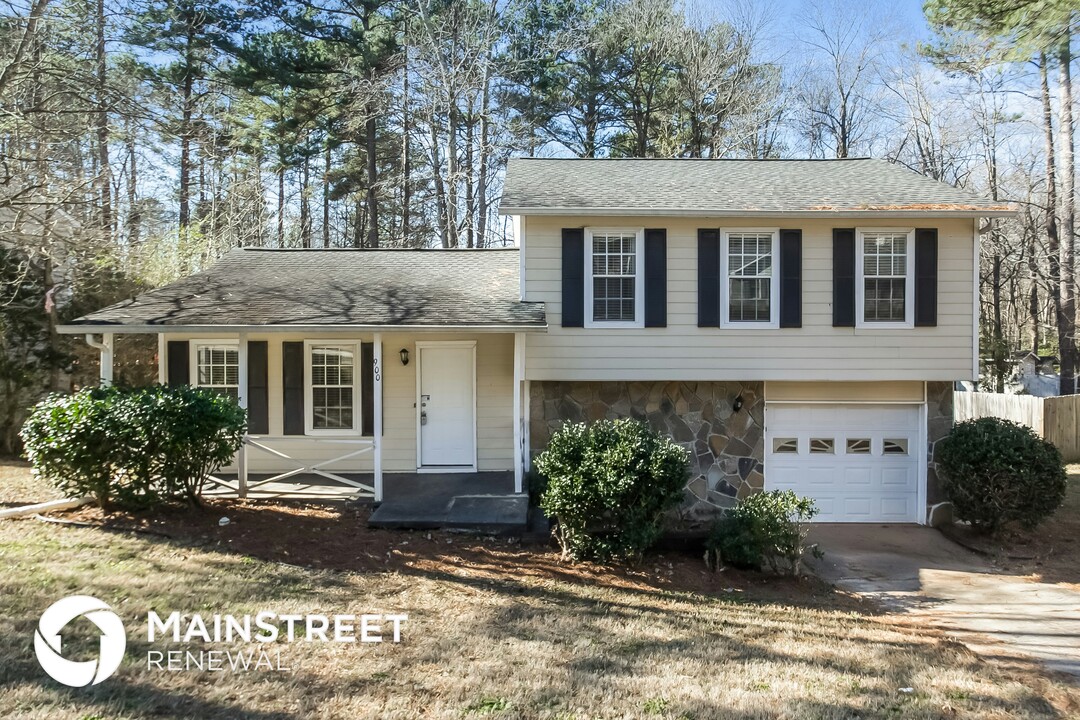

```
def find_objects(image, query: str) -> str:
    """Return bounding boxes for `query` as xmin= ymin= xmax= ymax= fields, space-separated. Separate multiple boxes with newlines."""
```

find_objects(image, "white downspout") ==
xmin=84 ymin=333 xmax=114 ymax=386
xmin=373 ymin=333 xmax=383 ymax=503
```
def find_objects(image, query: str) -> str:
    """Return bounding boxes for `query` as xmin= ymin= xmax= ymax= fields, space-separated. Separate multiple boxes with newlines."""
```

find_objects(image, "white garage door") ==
xmin=765 ymin=404 xmax=922 ymax=523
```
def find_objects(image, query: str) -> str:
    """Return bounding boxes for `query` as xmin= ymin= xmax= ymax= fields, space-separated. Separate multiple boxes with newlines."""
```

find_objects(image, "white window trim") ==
xmin=303 ymin=340 xmax=362 ymax=437
xmin=584 ymin=227 xmax=645 ymax=329
xmin=720 ymin=228 xmax=780 ymax=329
xmin=856 ymin=227 xmax=915 ymax=329
xmin=189 ymin=339 xmax=239 ymax=390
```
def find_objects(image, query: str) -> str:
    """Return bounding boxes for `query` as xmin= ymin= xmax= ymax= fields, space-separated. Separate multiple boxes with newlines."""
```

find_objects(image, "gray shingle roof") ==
xmin=499 ymin=157 xmax=1012 ymax=217
xmin=66 ymin=248 xmax=546 ymax=330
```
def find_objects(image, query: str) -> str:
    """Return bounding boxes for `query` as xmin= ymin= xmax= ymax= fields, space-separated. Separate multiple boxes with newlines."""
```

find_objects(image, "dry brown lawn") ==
xmin=1 ymin=461 xmax=1078 ymax=719
xmin=0 ymin=458 xmax=62 ymax=506
xmin=943 ymin=465 xmax=1080 ymax=588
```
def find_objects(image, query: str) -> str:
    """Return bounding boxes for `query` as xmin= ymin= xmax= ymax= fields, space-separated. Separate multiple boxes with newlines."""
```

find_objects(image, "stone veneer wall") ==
xmin=925 ymin=381 xmax=955 ymax=508
xmin=529 ymin=381 xmax=765 ymax=523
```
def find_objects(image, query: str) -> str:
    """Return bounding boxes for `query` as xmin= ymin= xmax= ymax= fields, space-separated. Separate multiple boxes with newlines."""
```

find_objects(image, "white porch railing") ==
xmin=206 ymin=435 xmax=376 ymax=498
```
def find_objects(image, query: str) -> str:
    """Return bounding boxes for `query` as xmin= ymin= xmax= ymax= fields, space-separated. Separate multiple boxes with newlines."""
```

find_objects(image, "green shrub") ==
xmin=534 ymin=419 xmax=689 ymax=562
xmin=705 ymin=490 xmax=820 ymax=576
xmin=20 ymin=385 xmax=246 ymax=509
xmin=936 ymin=417 xmax=1066 ymax=534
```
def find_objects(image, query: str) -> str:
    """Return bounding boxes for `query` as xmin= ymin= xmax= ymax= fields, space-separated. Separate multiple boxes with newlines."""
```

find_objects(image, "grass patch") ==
xmin=0 ymin=457 xmax=61 ymax=506
xmin=0 ymin=460 xmax=1077 ymax=718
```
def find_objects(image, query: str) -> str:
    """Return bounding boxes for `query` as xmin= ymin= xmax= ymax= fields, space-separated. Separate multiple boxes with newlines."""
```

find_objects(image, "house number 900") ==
xmin=373 ymin=358 xmax=380 ymax=381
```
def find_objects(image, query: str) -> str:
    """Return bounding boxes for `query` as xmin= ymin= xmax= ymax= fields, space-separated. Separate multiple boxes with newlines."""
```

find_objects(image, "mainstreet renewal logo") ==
xmin=35 ymin=594 xmax=407 ymax=686
xmin=35 ymin=595 xmax=126 ymax=687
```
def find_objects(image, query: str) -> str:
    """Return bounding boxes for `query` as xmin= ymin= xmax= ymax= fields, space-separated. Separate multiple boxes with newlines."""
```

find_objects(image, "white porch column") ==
xmin=237 ymin=332 xmax=249 ymax=499
xmin=157 ymin=334 xmax=166 ymax=384
xmin=373 ymin=333 xmax=383 ymax=503
xmin=87 ymin=333 xmax=114 ymax=386
xmin=513 ymin=332 xmax=525 ymax=493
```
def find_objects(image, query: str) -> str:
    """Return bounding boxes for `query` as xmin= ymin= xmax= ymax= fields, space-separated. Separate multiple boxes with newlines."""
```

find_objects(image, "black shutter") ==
xmin=915 ymin=228 xmax=939 ymax=327
xmin=282 ymin=341 xmax=304 ymax=436
xmin=698 ymin=229 xmax=721 ymax=327
xmin=246 ymin=341 xmax=269 ymax=434
xmin=779 ymin=229 xmax=802 ymax=328
xmin=644 ymin=228 xmax=667 ymax=327
xmin=561 ymin=228 xmax=585 ymax=327
xmin=361 ymin=342 xmax=374 ymax=437
xmin=833 ymin=228 xmax=856 ymax=327
xmin=166 ymin=340 xmax=189 ymax=386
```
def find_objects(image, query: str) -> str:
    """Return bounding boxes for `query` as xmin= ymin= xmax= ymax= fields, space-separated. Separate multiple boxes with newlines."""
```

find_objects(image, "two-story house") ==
xmin=62 ymin=158 xmax=1012 ymax=526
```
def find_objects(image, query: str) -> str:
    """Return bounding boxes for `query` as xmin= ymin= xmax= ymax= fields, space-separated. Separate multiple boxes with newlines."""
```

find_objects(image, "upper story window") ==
xmin=305 ymin=343 xmax=360 ymax=435
xmin=857 ymin=229 xmax=914 ymax=327
xmin=585 ymin=228 xmax=644 ymax=328
xmin=192 ymin=342 xmax=239 ymax=400
xmin=722 ymin=229 xmax=779 ymax=328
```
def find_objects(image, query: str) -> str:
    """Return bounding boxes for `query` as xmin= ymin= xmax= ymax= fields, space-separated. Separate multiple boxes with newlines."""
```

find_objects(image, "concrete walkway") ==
xmin=807 ymin=524 xmax=1080 ymax=678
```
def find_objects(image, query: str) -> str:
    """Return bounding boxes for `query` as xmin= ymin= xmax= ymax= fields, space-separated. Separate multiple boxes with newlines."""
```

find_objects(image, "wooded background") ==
xmin=0 ymin=0 xmax=1077 ymax=453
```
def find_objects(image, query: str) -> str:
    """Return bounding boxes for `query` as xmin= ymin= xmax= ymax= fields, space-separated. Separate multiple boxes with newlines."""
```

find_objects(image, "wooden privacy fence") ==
xmin=954 ymin=392 xmax=1080 ymax=462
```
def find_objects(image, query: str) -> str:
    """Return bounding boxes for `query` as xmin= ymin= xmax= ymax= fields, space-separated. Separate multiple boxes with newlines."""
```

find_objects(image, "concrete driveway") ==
xmin=807 ymin=524 xmax=1080 ymax=678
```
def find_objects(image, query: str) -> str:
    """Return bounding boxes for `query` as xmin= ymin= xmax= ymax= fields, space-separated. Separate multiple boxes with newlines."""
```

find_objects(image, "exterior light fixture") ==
xmin=400 ymin=348 xmax=410 ymax=366
xmin=732 ymin=395 xmax=744 ymax=413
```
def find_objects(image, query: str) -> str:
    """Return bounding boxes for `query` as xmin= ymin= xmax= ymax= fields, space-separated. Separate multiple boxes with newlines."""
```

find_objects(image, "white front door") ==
xmin=418 ymin=343 xmax=476 ymax=468
xmin=765 ymin=403 xmax=922 ymax=523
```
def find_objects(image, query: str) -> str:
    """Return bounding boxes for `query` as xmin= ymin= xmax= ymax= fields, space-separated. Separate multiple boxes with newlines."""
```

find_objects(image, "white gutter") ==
xmin=58 ymin=323 xmax=549 ymax=335
xmin=497 ymin=207 xmax=1016 ymax=219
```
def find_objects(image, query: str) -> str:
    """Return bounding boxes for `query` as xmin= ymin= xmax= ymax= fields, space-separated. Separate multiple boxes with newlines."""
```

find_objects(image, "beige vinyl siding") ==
xmin=521 ymin=215 xmax=976 ymax=381
xmin=766 ymin=381 xmax=925 ymax=403
xmin=163 ymin=331 xmax=514 ymax=473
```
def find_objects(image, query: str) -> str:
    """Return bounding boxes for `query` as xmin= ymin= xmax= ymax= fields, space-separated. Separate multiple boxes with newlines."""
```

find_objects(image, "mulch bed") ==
xmin=52 ymin=499 xmax=846 ymax=606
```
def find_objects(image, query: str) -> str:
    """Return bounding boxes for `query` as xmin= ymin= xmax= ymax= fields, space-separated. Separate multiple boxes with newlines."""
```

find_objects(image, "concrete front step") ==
xmin=368 ymin=493 xmax=529 ymax=533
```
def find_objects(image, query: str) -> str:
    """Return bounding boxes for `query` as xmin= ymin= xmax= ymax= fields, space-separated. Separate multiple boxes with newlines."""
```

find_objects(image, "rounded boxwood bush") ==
xmin=936 ymin=417 xmax=1066 ymax=534
xmin=534 ymin=419 xmax=689 ymax=562
xmin=20 ymin=385 xmax=246 ymax=509
xmin=705 ymin=490 xmax=820 ymax=576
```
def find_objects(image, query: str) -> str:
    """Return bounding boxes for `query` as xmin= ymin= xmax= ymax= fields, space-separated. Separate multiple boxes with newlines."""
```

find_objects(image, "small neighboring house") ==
xmin=1008 ymin=352 xmax=1061 ymax=397
xmin=62 ymin=157 xmax=1013 ymax=526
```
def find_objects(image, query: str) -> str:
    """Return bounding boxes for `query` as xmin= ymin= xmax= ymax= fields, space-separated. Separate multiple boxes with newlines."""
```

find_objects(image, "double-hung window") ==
xmin=722 ymin=229 xmax=779 ymax=327
xmin=585 ymin=228 xmax=644 ymax=328
xmin=305 ymin=343 xmax=360 ymax=435
xmin=857 ymin=229 xmax=914 ymax=327
xmin=192 ymin=342 xmax=239 ymax=400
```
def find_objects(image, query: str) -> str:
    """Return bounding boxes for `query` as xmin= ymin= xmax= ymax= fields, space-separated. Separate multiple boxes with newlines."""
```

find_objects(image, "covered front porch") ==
xmin=57 ymin=247 xmax=546 ymax=526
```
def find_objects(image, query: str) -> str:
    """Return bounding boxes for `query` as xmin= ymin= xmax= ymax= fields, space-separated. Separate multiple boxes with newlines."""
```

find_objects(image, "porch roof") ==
xmin=60 ymin=247 xmax=546 ymax=333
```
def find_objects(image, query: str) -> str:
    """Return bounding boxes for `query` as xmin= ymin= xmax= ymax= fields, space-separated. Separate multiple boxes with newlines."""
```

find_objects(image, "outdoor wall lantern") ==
xmin=400 ymin=348 xmax=410 ymax=366
xmin=732 ymin=395 xmax=744 ymax=413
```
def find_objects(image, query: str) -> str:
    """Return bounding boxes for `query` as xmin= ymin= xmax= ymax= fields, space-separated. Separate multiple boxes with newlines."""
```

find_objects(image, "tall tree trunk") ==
xmin=992 ymin=251 xmax=1005 ymax=392
xmin=430 ymin=117 xmax=449 ymax=248
xmin=477 ymin=57 xmax=491 ymax=247
xmin=1060 ymin=40 xmax=1076 ymax=395
xmin=446 ymin=101 xmax=460 ymax=247
xmin=365 ymin=108 xmax=379 ymax=248
xmin=323 ymin=139 xmax=331 ymax=248
xmin=178 ymin=26 xmax=195 ymax=267
xmin=1042 ymin=54 xmax=1063 ymax=385
xmin=300 ymin=155 xmax=311 ymax=248
xmin=464 ymin=104 xmax=475 ymax=249
xmin=352 ymin=195 xmax=364 ymax=248
xmin=94 ymin=0 xmax=111 ymax=242
xmin=401 ymin=28 xmax=411 ymax=244
xmin=126 ymin=119 xmax=140 ymax=247
xmin=276 ymin=164 xmax=285 ymax=246
xmin=1029 ymin=225 xmax=1041 ymax=355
